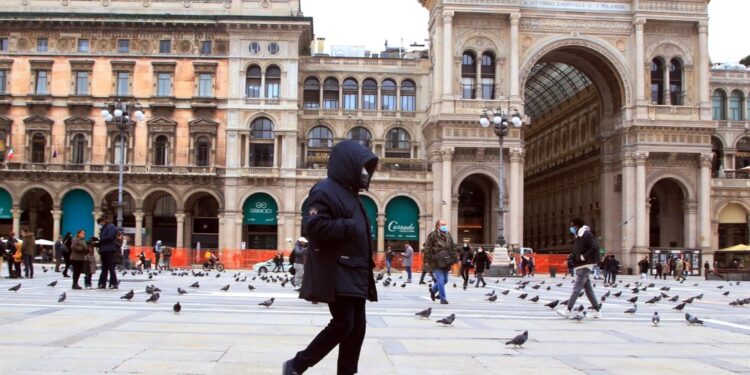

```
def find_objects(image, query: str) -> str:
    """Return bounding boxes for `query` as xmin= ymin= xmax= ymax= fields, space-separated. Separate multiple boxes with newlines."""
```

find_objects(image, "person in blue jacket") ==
xmin=96 ymin=216 xmax=119 ymax=289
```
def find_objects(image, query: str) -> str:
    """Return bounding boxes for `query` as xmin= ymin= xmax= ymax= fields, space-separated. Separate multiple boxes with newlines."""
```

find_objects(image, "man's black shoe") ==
xmin=282 ymin=359 xmax=300 ymax=375
xmin=440 ymin=299 xmax=449 ymax=305
xmin=419 ymin=281 xmax=426 ymax=285
xmin=429 ymin=288 xmax=436 ymax=301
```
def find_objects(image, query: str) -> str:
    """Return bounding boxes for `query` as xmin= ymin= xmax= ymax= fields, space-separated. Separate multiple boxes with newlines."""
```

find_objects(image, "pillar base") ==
xmin=485 ymin=265 xmax=511 ymax=277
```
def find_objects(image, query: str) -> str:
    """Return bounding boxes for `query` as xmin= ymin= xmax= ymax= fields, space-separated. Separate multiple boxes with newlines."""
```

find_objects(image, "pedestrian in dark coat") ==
xmin=459 ymin=243 xmax=473 ymax=289
xmin=20 ymin=229 xmax=36 ymax=279
xmin=61 ymin=232 xmax=72 ymax=277
xmin=285 ymin=140 xmax=378 ymax=375
xmin=96 ymin=217 xmax=119 ymax=289
xmin=472 ymin=247 xmax=490 ymax=287
xmin=6 ymin=233 xmax=20 ymax=278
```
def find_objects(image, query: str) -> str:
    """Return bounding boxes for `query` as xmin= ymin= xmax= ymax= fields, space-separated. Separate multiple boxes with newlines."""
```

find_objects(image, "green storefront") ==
xmin=385 ymin=196 xmax=419 ymax=251
xmin=0 ymin=188 xmax=12 ymax=235
xmin=243 ymin=193 xmax=278 ymax=249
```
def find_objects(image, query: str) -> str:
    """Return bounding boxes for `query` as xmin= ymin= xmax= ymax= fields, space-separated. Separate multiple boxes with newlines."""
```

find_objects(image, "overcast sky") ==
xmin=302 ymin=0 xmax=747 ymax=63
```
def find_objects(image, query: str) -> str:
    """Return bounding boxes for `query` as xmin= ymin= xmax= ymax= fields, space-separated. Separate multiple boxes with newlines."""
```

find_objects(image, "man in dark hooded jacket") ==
xmin=284 ymin=140 xmax=378 ymax=375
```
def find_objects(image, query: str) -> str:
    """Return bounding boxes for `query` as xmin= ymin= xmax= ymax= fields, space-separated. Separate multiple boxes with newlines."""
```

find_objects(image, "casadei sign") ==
xmin=386 ymin=220 xmax=418 ymax=240
xmin=521 ymin=0 xmax=631 ymax=12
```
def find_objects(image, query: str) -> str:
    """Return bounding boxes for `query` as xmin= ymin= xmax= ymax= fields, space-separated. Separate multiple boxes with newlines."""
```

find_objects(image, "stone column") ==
xmin=218 ymin=213 xmax=226 ymax=250
xmin=686 ymin=201 xmax=698 ymax=249
xmin=441 ymin=148 xmax=454 ymax=224
xmin=699 ymin=154 xmax=712 ymax=249
xmin=621 ymin=154 xmax=635 ymax=260
xmin=377 ymin=213 xmax=385 ymax=253
xmin=184 ymin=213 xmax=193 ymax=248
xmin=634 ymin=18 xmax=646 ymax=104
xmin=11 ymin=208 xmax=21 ymax=236
xmin=509 ymin=13 xmax=521 ymax=100
xmin=698 ymin=21 xmax=710 ymax=111
xmin=441 ymin=10 xmax=454 ymax=100
xmin=175 ymin=212 xmax=185 ymax=248
xmin=431 ymin=149 xmax=443 ymax=225
xmin=663 ymin=63 xmax=671 ymax=105
xmin=144 ymin=213 xmax=153 ymax=246
xmin=134 ymin=211 xmax=144 ymax=246
xmin=508 ymin=148 xmax=522 ymax=247
xmin=475 ymin=56 xmax=482 ymax=98
xmin=518 ymin=150 xmax=525 ymax=247
xmin=51 ymin=209 xmax=62 ymax=241
xmin=634 ymin=152 xmax=648 ymax=249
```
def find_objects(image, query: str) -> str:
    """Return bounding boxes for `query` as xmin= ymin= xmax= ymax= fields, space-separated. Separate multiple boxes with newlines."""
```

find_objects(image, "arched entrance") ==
xmin=457 ymin=174 xmax=495 ymax=244
xmin=0 ymin=187 xmax=12 ymax=235
xmin=243 ymin=193 xmax=278 ymax=249
xmin=718 ymin=203 xmax=749 ymax=249
xmin=185 ymin=193 xmax=219 ymax=249
xmin=384 ymin=196 xmax=420 ymax=251
xmin=20 ymin=188 xmax=53 ymax=240
xmin=61 ymin=189 xmax=94 ymax=241
xmin=648 ymin=179 xmax=685 ymax=248
xmin=143 ymin=191 xmax=177 ymax=247
xmin=521 ymin=42 xmax=624 ymax=252
xmin=101 ymin=190 xmax=135 ymax=231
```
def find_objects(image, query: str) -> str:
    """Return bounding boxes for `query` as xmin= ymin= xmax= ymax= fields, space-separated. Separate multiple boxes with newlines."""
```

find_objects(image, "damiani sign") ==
xmin=521 ymin=0 xmax=631 ymax=12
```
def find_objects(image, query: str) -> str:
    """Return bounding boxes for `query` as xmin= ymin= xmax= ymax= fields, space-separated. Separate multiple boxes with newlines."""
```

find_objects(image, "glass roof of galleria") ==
xmin=524 ymin=62 xmax=592 ymax=118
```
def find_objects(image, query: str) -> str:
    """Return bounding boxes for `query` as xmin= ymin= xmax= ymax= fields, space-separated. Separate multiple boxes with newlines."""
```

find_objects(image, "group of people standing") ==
xmin=1 ymin=229 xmax=37 ymax=279
xmin=458 ymin=242 xmax=491 ymax=289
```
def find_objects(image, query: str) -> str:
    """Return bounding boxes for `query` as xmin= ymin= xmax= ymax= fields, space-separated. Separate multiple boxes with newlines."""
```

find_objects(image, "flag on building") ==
xmin=6 ymin=147 xmax=13 ymax=161
xmin=52 ymin=148 xmax=57 ymax=159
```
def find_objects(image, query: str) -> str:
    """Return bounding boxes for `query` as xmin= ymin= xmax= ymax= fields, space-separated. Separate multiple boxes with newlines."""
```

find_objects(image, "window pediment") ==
xmin=24 ymin=114 xmax=54 ymax=131
xmin=193 ymin=62 xmax=218 ymax=74
xmin=70 ymin=60 xmax=95 ymax=71
xmin=147 ymin=117 xmax=177 ymax=133
xmin=152 ymin=61 xmax=177 ymax=73
xmin=111 ymin=60 xmax=136 ymax=72
xmin=189 ymin=117 xmax=218 ymax=135
xmin=29 ymin=59 xmax=54 ymax=70
xmin=0 ymin=59 xmax=13 ymax=70
xmin=0 ymin=114 xmax=12 ymax=127
xmin=64 ymin=115 xmax=94 ymax=132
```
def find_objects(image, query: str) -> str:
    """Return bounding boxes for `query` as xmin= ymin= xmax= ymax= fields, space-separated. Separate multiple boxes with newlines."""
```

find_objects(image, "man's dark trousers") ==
xmin=98 ymin=252 xmax=118 ymax=287
xmin=292 ymin=296 xmax=366 ymax=374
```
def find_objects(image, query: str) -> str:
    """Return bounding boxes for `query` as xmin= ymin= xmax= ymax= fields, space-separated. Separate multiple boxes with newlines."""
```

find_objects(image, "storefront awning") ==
xmin=385 ymin=196 xmax=419 ymax=241
xmin=0 ymin=188 xmax=11 ymax=219
xmin=243 ymin=193 xmax=278 ymax=225
xmin=718 ymin=244 xmax=750 ymax=252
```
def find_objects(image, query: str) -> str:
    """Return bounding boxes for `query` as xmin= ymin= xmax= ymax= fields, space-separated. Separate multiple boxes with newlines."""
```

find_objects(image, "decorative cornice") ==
xmin=521 ymin=17 xmax=630 ymax=33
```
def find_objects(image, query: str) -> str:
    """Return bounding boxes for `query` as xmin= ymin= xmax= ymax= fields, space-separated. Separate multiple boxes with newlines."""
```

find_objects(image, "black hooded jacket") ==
xmin=300 ymin=141 xmax=379 ymax=303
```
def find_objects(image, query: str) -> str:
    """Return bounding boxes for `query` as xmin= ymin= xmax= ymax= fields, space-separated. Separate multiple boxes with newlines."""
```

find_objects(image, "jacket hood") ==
xmin=576 ymin=225 xmax=590 ymax=237
xmin=327 ymin=140 xmax=379 ymax=192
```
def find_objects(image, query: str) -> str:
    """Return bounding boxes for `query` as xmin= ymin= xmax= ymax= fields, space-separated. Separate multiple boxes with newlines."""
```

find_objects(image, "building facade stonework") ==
xmin=0 ymin=0 xmax=748 ymax=271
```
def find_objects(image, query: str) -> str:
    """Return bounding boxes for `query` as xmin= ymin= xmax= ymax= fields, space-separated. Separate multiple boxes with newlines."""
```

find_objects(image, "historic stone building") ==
xmin=0 ymin=0 xmax=748 ymax=271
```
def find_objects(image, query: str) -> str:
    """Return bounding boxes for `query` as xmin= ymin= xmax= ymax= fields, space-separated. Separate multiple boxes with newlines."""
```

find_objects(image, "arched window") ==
xmin=651 ymin=58 xmax=665 ymax=104
xmin=154 ymin=135 xmax=169 ymax=166
xmin=347 ymin=126 xmax=371 ymax=149
xmin=195 ymin=136 xmax=211 ymax=167
xmin=729 ymin=90 xmax=744 ymax=121
xmin=246 ymin=65 xmax=261 ymax=98
xmin=71 ymin=134 xmax=86 ymax=165
xmin=381 ymin=79 xmax=396 ymax=111
xmin=323 ymin=77 xmax=339 ymax=109
xmin=481 ymin=52 xmax=495 ymax=99
xmin=265 ymin=65 xmax=281 ymax=99
xmin=461 ymin=51 xmax=477 ymax=99
xmin=669 ymin=58 xmax=683 ymax=105
xmin=113 ymin=134 xmax=128 ymax=165
xmin=712 ymin=90 xmax=727 ymax=120
xmin=303 ymin=77 xmax=320 ymax=109
xmin=737 ymin=137 xmax=750 ymax=170
xmin=343 ymin=78 xmax=358 ymax=110
xmin=362 ymin=78 xmax=377 ymax=111
xmin=250 ymin=117 xmax=274 ymax=167
xmin=307 ymin=126 xmax=333 ymax=149
xmin=712 ymin=136 xmax=724 ymax=177
xmin=31 ymin=133 xmax=45 ymax=163
xmin=385 ymin=127 xmax=410 ymax=158
xmin=400 ymin=79 xmax=416 ymax=112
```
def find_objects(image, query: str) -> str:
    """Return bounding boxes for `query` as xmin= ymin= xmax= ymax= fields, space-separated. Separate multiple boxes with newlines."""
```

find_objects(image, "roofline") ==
xmin=0 ymin=12 xmax=314 ymax=24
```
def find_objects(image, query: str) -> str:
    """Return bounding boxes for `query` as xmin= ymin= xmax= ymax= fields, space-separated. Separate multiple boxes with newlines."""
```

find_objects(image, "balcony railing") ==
xmin=647 ymin=105 xmax=700 ymax=121
xmin=2 ymin=163 xmax=216 ymax=175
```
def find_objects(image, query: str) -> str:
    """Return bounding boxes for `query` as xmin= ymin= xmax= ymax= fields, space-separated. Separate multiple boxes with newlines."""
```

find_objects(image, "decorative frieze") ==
xmin=520 ymin=17 xmax=631 ymax=33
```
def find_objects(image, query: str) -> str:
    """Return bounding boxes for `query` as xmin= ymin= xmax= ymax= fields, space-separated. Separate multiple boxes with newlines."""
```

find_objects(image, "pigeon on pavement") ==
xmin=722 ymin=291 xmax=730 ymax=296
xmin=259 ymin=297 xmax=275 ymax=308
xmin=500 ymin=289 xmax=510 ymax=295
xmin=173 ymin=302 xmax=181 ymax=314
xmin=683 ymin=297 xmax=696 ymax=304
xmin=505 ymin=331 xmax=528 ymax=348
xmin=58 ymin=292 xmax=66 ymax=303
xmin=669 ymin=295 xmax=679 ymax=302
xmin=415 ymin=308 xmax=432 ymax=319
xmin=627 ymin=296 xmax=638 ymax=303
xmin=673 ymin=302 xmax=687 ymax=311
xmin=436 ymin=314 xmax=455 ymax=326
xmin=518 ymin=293 xmax=528 ymax=299
xmin=48 ymin=281 xmax=58 ymax=287
xmin=120 ymin=289 xmax=135 ymax=300
xmin=146 ymin=293 xmax=160 ymax=303
xmin=685 ymin=313 xmax=703 ymax=325
xmin=177 ymin=287 xmax=188 ymax=295
xmin=220 ymin=284 xmax=230 ymax=291
xmin=8 ymin=283 xmax=21 ymax=292
xmin=624 ymin=305 xmax=637 ymax=314
xmin=529 ymin=295 xmax=539 ymax=303
xmin=487 ymin=295 xmax=498 ymax=302
xmin=570 ymin=311 xmax=587 ymax=322
xmin=652 ymin=312 xmax=660 ymax=326
xmin=248 ymin=285 xmax=256 ymax=291
xmin=545 ymin=300 xmax=559 ymax=309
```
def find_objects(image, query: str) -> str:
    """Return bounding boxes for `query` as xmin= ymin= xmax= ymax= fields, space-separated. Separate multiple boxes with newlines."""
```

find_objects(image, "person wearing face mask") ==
xmin=557 ymin=218 xmax=601 ymax=319
xmin=424 ymin=219 xmax=457 ymax=304
xmin=459 ymin=243 xmax=474 ymax=290
xmin=472 ymin=246 xmax=490 ymax=288
xmin=283 ymin=140 xmax=378 ymax=375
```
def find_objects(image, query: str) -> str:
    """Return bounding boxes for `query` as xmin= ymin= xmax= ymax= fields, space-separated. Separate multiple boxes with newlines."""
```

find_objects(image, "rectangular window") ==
xmin=37 ymin=38 xmax=48 ymax=52
xmin=344 ymin=94 xmax=358 ymax=110
xmin=77 ymin=39 xmax=90 ymax=53
xmin=116 ymin=72 xmax=130 ymax=96
xmin=461 ymin=78 xmax=476 ymax=99
xmin=0 ymin=38 xmax=8 ymax=52
xmin=362 ymin=94 xmax=376 ymax=110
xmin=381 ymin=95 xmax=396 ymax=111
xmin=35 ymin=70 xmax=48 ymax=94
xmin=198 ymin=73 xmax=213 ymax=97
xmin=200 ymin=41 xmax=212 ymax=55
xmin=481 ymin=78 xmax=495 ymax=100
xmin=265 ymin=82 xmax=280 ymax=99
xmin=156 ymin=73 xmax=172 ymax=96
xmin=117 ymin=39 xmax=130 ymax=53
xmin=323 ymin=98 xmax=338 ymax=110
xmin=246 ymin=82 xmax=261 ymax=98
xmin=75 ymin=71 xmax=89 ymax=95
xmin=401 ymin=96 xmax=415 ymax=112
xmin=249 ymin=143 xmax=274 ymax=167
xmin=0 ymin=70 xmax=6 ymax=94
xmin=159 ymin=40 xmax=172 ymax=54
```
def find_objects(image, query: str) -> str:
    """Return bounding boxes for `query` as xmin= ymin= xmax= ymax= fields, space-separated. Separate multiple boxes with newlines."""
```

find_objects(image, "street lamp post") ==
xmin=100 ymin=101 xmax=145 ymax=230
xmin=479 ymin=105 xmax=523 ymax=248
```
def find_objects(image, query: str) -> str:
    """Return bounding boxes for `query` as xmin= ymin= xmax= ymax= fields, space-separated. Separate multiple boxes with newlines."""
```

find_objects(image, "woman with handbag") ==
xmin=70 ymin=230 xmax=92 ymax=289
xmin=6 ymin=233 xmax=21 ymax=278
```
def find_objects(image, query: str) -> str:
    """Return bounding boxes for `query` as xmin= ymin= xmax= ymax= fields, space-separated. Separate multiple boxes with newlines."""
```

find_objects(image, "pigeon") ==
xmin=173 ymin=302 xmax=181 ymax=314
xmin=695 ymin=293 xmax=704 ymax=300
xmin=487 ymin=295 xmax=498 ymax=302
xmin=647 ymin=283 xmax=655 ymax=288
xmin=532 ymin=284 xmax=541 ymax=290
xmin=529 ymin=295 xmax=539 ymax=303
xmin=146 ymin=293 xmax=160 ymax=303
xmin=436 ymin=313 xmax=455 ymax=326
xmin=47 ymin=281 xmax=58 ymax=287
xmin=146 ymin=285 xmax=155 ymax=294
xmin=518 ymin=293 xmax=528 ymax=300
xmin=624 ymin=305 xmax=637 ymax=314
xmin=190 ymin=282 xmax=200 ymax=288
xmin=545 ymin=300 xmax=559 ymax=309
xmin=660 ymin=292 xmax=670 ymax=298
xmin=600 ymin=296 xmax=607 ymax=303
xmin=722 ymin=291 xmax=730 ymax=296
xmin=259 ymin=297 xmax=275 ymax=308
xmin=485 ymin=290 xmax=496 ymax=297
xmin=216 ymin=274 xmax=221 ymax=278
xmin=453 ymin=283 xmax=457 ymax=288
xmin=631 ymin=288 xmax=640 ymax=294
xmin=627 ymin=296 xmax=638 ymax=303
xmin=501 ymin=289 xmax=510 ymax=295
xmin=8 ymin=283 xmax=21 ymax=292
xmin=652 ymin=312 xmax=660 ymax=326
xmin=578 ymin=291 xmax=584 ymax=298
xmin=415 ymin=307 xmax=432 ymax=319
xmin=683 ymin=297 xmax=695 ymax=304
xmin=570 ymin=311 xmax=587 ymax=322
xmin=717 ymin=285 xmax=724 ymax=289
xmin=220 ymin=284 xmax=230 ymax=291
xmin=603 ymin=291 xmax=611 ymax=298
xmin=58 ymin=292 xmax=66 ymax=303
xmin=555 ymin=283 xmax=563 ymax=287
xmin=120 ymin=289 xmax=135 ymax=300
xmin=495 ymin=279 xmax=500 ymax=284
xmin=669 ymin=295 xmax=679 ymax=302
xmin=505 ymin=330 xmax=528 ymax=348
xmin=560 ymin=299 xmax=569 ymax=306
xmin=660 ymin=286 xmax=671 ymax=291
xmin=177 ymin=287 xmax=188 ymax=295
xmin=546 ymin=286 xmax=551 ymax=291
xmin=685 ymin=313 xmax=703 ymax=325
xmin=645 ymin=297 xmax=659 ymax=304
xmin=248 ymin=285 xmax=256 ymax=291
xmin=575 ymin=304 xmax=585 ymax=313
xmin=672 ymin=302 xmax=687 ymax=311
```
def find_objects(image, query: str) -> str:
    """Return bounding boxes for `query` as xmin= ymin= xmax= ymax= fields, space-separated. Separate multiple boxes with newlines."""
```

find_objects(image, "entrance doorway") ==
xmin=457 ymin=175 xmax=495 ymax=244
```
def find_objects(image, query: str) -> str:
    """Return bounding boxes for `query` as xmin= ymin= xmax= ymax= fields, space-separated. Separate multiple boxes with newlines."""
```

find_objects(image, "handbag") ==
xmin=13 ymin=250 xmax=22 ymax=263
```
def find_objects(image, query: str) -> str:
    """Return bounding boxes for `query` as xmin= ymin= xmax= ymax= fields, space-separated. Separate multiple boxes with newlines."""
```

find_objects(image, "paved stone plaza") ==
xmin=1 ymin=265 xmax=749 ymax=374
